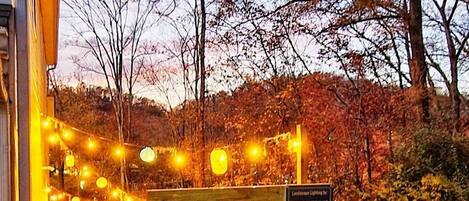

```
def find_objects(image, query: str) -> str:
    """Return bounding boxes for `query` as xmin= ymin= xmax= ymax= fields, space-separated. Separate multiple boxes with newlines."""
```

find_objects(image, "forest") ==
xmin=49 ymin=0 xmax=469 ymax=200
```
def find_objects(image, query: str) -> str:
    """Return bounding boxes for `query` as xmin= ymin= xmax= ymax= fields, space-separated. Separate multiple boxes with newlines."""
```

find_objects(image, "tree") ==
xmin=408 ymin=0 xmax=431 ymax=125
xmin=63 ymin=0 xmax=163 ymax=191
xmin=140 ymin=0 xmax=209 ymax=187
xmin=424 ymin=0 xmax=469 ymax=133
xmin=196 ymin=0 xmax=208 ymax=187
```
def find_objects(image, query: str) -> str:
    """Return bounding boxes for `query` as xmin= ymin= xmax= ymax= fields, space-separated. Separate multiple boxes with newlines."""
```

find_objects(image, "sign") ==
xmin=286 ymin=185 xmax=333 ymax=201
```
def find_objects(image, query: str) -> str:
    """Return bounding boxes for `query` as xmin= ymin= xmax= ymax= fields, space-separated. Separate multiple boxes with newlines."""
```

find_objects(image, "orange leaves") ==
xmin=54 ymin=72 xmax=418 ymax=198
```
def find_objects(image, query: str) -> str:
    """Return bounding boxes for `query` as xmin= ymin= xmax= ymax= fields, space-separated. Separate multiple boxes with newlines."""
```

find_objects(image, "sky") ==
xmin=57 ymin=1 xmax=187 ymax=107
xmin=56 ymin=0 xmax=469 ymax=108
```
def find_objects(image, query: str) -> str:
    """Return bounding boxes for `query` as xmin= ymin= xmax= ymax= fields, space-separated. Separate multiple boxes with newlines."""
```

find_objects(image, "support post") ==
xmin=296 ymin=124 xmax=308 ymax=184
xmin=296 ymin=125 xmax=302 ymax=184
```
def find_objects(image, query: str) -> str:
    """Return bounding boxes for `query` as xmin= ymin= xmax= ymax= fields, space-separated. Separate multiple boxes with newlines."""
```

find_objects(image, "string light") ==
xmin=44 ymin=117 xmax=147 ymax=201
xmin=113 ymin=146 xmax=125 ymax=159
xmin=42 ymin=118 xmax=52 ymax=130
xmin=139 ymin=147 xmax=156 ymax=163
xmin=173 ymin=152 xmax=186 ymax=168
xmin=62 ymin=129 xmax=73 ymax=141
xmin=210 ymin=149 xmax=228 ymax=175
xmin=65 ymin=153 xmax=75 ymax=168
xmin=45 ymin=114 xmax=307 ymax=200
xmin=80 ymin=165 xmax=91 ymax=178
xmin=45 ymin=186 xmax=52 ymax=194
xmin=111 ymin=188 xmax=121 ymax=198
xmin=79 ymin=180 xmax=86 ymax=189
xmin=289 ymin=138 xmax=301 ymax=153
xmin=57 ymin=193 xmax=65 ymax=200
xmin=96 ymin=177 xmax=108 ymax=188
xmin=86 ymin=138 xmax=97 ymax=151
xmin=50 ymin=194 xmax=58 ymax=201
xmin=247 ymin=144 xmax=263 ymax=162
xmin=48 ymin=133 xmax=60 ymax=145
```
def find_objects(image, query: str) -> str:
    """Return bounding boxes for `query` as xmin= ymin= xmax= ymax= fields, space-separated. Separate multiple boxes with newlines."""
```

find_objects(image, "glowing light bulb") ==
xmin=174 ymin=152 xmax=186 ymax=168
xmin=48 ymin=133 xmax=60 ymax=144
xmin=86 ymin=138 xmax=96 ymax=151
xmin=62 ymin=129 xmax=73 ymax=141
xmin=45 ymin=186 xmax=52 ymax=193
xmin=65 ymin=154 xmax=75 ymax=168
xmin=81 ymin=165 xmax=92 ymax=178
xmin=289 ymin=138 xmax=301 ymax=152
xmin=111 ymin=188 xmax=121 ymax=198
xmin=71 ymin=197 xmax=80 ymax=201
xmin=139 ymin=147 xmax=156 ymax=163
xmin=293 ymin=140 xmax=300 ymax=148
xmin=79 ymin=180 xmax=86 ymax=189
xmin=252 ymin=148 xmax=258 ymax=155
xmin=113 ymin=146 xmax=125 ymax=159
xmin=247 ymin=144 xmax=263 ymax=162
xmin=210 ymin=149 xmax=228 ymax=175
xmin=50 ymin=195 xmax=58 ymax=201
xmin=96 ymin=177 xmax=108 ymax=188
xmin=42 ymin=118 xmax=52 ymax=129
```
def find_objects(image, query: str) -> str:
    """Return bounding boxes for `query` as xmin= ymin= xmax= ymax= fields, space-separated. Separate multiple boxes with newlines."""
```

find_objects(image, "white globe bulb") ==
xmin=140 ymin=147 xmax=156 ymax=163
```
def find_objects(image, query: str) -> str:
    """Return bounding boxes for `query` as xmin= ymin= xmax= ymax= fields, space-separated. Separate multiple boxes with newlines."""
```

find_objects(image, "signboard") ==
xmin=286 ymin=185 xmax=333 ymax=201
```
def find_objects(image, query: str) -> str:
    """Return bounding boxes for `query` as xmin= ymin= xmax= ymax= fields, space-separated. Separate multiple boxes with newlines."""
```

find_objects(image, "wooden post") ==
xmin=296 ymin=124 xmax=308 ymax=184
xmin=296 ymin=125 xmax=302 ymax=184
xmin=148 ymin=185 xmax=333 ymax=201
xmin=46 ymin=96 xmax=55 ymax=116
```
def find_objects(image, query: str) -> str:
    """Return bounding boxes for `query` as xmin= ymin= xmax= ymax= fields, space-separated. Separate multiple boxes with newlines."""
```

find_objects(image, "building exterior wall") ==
xmin=27 ymin=1 xmax=48 ymax=199
xmin=8 ymin=4 xmax=19 ymax=200
xmin=0 ymin=0 xmax=58 ymax=199
xmin=0 ymin=101 xmax=10 ymax=201
xmin=0 ymin=1 xmax=10 ymax=6
xmin=15 ymin=0 xmax=57 ymax=200
xmin=0 ymin=10 xmax=12 ymax=200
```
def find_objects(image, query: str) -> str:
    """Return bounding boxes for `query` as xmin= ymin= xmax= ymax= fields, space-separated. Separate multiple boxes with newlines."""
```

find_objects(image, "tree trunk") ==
xmin=388 ymin=131 xmax=394 ymax=162
xmin=127 ymin=93 xmax=133 ymax=142
xmin=364 ymin=132 xmax=372 ymax=183
xmin=450 ymin=64 xmax=461 ymax=133
xmin=194 ymin=0 xmax=207 ymax=188
xmin=117 ymin=92 xmax=128 ymax=191
xmin=199 ymin=0 xmax=207 ymax=186
xmin=408 ymin=0 xmax=430 ymax=125
xmin=438 ymin=6 xmax=461 ymax=133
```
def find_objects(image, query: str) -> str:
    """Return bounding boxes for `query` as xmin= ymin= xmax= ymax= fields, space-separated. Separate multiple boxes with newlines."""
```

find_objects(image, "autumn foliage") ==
xmin=48 ymin=71 xmax=469 ymax=200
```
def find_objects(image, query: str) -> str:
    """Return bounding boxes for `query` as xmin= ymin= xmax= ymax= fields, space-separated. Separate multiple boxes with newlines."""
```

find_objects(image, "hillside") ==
xmin=51 ymin=73 xmax=468 ymax=199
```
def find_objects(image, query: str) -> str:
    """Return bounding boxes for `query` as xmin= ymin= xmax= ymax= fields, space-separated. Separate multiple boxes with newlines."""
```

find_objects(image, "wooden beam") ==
xmin=148 ymin=186 xmax=285 ymax=201
xmin=148 ymin=184 xmax=334 ymax=201
xmin=40 ymin=0 xmax=59 ymax=65
xmin=296 ymin=125 xmax=302 ymax=184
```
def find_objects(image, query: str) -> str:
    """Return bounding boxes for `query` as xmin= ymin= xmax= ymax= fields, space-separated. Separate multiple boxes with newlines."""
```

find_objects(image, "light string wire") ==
xmin=43 ymin=114 xmax=296 ymax=200
xmin=43 ymin=114 xmax=148 ymax=201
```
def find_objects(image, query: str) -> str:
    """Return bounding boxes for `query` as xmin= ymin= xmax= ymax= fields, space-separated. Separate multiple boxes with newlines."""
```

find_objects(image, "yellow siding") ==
xmin=28 ymin=0 xmax=48 ymax=200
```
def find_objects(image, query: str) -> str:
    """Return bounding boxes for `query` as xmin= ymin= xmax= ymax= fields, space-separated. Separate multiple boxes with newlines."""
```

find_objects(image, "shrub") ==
xmin=374 ymin=129 xmax=469 ymax=200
